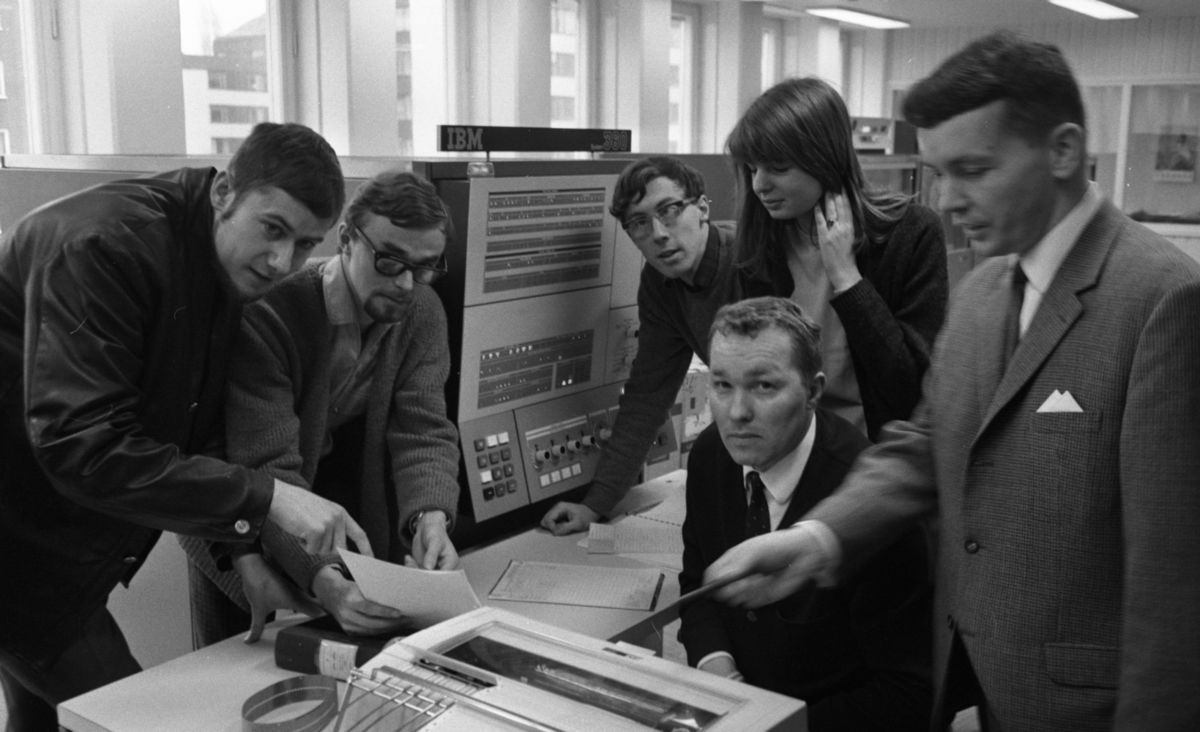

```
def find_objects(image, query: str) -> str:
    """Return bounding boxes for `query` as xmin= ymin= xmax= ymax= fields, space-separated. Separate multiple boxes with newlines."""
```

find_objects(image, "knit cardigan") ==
xmin=185 ymin=264 xmax=460 ymax=605
xmin=739 ymin=203 xmax=948 ymax=441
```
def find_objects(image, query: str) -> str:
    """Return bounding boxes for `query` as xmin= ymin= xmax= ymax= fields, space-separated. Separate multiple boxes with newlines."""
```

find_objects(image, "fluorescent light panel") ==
xmin=805 ymin=7 xmax=911 ymax=30
xmin=1047 ymin=0 xmax=1139 ymax=20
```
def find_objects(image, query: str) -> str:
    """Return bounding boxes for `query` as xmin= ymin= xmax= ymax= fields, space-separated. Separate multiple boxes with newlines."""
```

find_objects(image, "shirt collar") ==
xmin=1018 ymin=182 xmax=1103 ymax=296
xmin=741 ymin=414 xmax=818 ymax=507
xmin=320 ymin=255 xmax=364 ymax=327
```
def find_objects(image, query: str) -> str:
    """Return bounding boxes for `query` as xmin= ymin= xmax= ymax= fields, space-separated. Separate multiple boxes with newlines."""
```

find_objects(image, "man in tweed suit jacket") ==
xmin=704 ymin=31 xmax=1200 ymax=731
xmin=181 ymin=170 xmax=461 ymax=646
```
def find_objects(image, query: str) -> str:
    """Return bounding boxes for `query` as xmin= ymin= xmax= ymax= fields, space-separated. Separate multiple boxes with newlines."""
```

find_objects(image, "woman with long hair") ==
xmin=728 ymin=77 xmax=947 ymax=440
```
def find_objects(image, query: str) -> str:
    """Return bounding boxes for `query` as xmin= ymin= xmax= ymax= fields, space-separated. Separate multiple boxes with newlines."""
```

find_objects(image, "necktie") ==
xmin=1003 ymin=263 xmax=1027 ymax=363
xmin=745 ymin=471 xmax=771 ymax=538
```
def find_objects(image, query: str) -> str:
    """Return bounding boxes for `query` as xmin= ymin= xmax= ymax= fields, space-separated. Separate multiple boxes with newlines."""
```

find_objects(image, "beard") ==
xmin=364 ymin=292 xmax=410 ymax=323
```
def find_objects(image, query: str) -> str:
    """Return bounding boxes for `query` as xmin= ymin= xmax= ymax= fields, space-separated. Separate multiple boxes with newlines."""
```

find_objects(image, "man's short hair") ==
xmin=226 ymin=122 xmax=344 ymax=220
xmin=609 ymin=156 xmax=706 ymax=222
xmin=339 ymin=170 xmax=451 ymax=255
xmin=709 ymin=297 xmax=822 ymax=381
xmin=902 ymin=30 xmax=1085 ymax=144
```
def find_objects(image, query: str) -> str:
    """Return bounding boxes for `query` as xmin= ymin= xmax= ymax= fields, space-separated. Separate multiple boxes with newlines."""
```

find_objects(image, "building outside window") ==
xmin=396 ymin=0 xmax=414 ymax=156
xmin=0 ymin=0 xmax=28 ymax=153
xmin=550 ymin=0 xmax=582 ymax=128
xmin=179 ymin=0 xmax=274 ymax=155
xmin=668 ymin=10 xmax=695 ymax=153
xmin=761 ymin=18 xmax=782 ymax=91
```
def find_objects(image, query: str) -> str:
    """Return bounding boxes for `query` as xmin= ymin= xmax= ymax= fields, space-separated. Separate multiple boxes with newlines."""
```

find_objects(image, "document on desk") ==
xmin=489 ymin=560 xmax=665 ymax=611
xmin=339 ymin=550 xmax=482 ymax=628
xmin=636 ymin=485 xmax=687 ymax=527
xmin=587 ymin=516 xmax=684 ymax=555
xmin=584 ymin=485 xmax=687 ymax=570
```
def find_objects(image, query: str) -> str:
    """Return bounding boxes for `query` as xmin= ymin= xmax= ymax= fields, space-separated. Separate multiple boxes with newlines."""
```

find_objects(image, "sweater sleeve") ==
xmin=224 ymin=302 xmax=309 ymax=488
xmin=582 ymin=271 xmax=694 ymax=517
xmin=384 ymin=288 xmax=461 ymax=550
xmin=831 ymin=205 xmax=947 ymax=439
xmin=223 ymin=297 xmax=316 ymax=590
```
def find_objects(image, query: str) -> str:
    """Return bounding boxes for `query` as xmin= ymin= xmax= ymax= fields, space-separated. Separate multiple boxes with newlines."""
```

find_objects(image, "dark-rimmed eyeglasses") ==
xmin=353 ymin=224 xmax=448 ymax=285
xmin=622 ymin=197 xmax=699 ymax=240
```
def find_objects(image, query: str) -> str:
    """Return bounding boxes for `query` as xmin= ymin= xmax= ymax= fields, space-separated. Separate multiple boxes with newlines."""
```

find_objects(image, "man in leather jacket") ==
xmin=0 ymin=122 xmax=370 ymax=730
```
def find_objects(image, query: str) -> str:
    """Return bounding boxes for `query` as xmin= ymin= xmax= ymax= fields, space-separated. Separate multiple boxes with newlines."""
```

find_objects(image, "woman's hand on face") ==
xmin=815 ymin=191 xmax=862 ymax=293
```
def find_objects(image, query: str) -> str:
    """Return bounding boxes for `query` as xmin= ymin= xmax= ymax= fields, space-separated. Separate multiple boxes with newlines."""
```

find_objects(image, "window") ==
xmin=552 ymin=0 xmax=578 ymax=35
xmin=550 ymin=0 xmax=584 ymax=128
xmin=396 ymin=0 xmax=414 ymax=156
xmin=212 ymin=137 xmax=243 ymax=154
xmin=552 ymin=96 xmax=576 ymax=121
xmin=209 ymin=105 xmax=269 ymax=124
xmin=668 ymin=10 xmax=695 ymax=153
xmin=552 ymin=52 xmax=575 ymax=77
xmin=180 ymin=0 xmax=275 ymax=154
xmin=761 ymin=19 xmax=783 ymax=91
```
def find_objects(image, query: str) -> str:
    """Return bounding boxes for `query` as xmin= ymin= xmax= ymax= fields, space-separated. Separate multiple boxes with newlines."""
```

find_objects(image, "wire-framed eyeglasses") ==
xmin=622 ymin=197 xmax=700 ymax=240
xmin=354 ymin=224 xmax=448 ymax=285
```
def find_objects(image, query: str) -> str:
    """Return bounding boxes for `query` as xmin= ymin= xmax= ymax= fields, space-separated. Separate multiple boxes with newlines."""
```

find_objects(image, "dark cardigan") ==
xmin=738 ymin=203 xmax=948 ymax=440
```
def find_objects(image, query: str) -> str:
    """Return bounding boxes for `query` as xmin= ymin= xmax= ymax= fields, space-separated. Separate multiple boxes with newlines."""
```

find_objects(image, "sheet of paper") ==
xmin=635 ymin=487 xmax=687 ymax=527
xmin=339 ymin=550 xmax=482 ymax=628
xmin=587 ymin=515 xmax=684 ymax=555
xmin=488 ymin=560 xmax=664 ymax=611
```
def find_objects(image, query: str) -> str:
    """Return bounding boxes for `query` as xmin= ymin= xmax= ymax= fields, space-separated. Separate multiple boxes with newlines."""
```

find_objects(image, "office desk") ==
xmin=459 ymin=469 xmax=684 ymax=651
xmin=58 ymin=470 xmax=687 ymax=731
xmin=57 ymin=621 xmax=300 ymax=732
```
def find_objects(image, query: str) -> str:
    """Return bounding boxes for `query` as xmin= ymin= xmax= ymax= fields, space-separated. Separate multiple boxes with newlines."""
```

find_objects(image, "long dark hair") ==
xmin=726 ymin=77 xmax=910 ymax=281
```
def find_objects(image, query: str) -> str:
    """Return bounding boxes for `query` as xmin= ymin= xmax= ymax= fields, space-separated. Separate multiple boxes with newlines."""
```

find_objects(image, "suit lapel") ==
xmin=782 ymin=414 xmax=838 ymax=524
xmin=975 ymin=264 xmax=1016 ymax=416
xmin=976 ymin=203 xmax=1119 ymax=438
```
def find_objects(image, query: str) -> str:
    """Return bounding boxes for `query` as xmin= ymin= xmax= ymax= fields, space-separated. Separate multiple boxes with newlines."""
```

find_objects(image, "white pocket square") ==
xmin=1037 ymin=389 xmax=1083 ymax=413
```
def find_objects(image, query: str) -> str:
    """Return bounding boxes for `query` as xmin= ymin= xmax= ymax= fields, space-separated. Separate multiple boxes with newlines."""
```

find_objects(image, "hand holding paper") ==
xmin=339 ymin=549 xmax=482 ymax=629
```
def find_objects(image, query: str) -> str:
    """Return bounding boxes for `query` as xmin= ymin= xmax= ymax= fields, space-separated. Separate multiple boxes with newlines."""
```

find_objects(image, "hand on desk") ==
xmin=409 ymin=511 xmax=459 ymax=570
xmin=704 ymin=526 xmax=829 ymax=609
xmin=312 ymin=565 xmax=409 ymax=636
xmin=269 ymin=479 xmax=373 ymax=557
xmin=233 ymin=553 xmax=322 ymax=644
xmin=540 ymin=501 xmax=599 ymax=535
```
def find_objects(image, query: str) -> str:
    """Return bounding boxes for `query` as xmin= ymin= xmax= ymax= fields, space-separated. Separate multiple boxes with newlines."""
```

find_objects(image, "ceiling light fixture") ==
xmin=805 ymin=7 xmax=911 ymax=30
xmin=1047 ymin=0 xmax=1139 ymax=20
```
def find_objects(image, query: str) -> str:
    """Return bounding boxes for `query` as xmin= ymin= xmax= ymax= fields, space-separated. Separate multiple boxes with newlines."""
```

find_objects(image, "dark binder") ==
xmin=274 ymin=615 xmax=395 ymax=678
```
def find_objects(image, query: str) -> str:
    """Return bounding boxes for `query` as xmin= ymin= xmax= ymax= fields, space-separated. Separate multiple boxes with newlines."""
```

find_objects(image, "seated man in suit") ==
xmin=181 ymin=170 xmax=461 ymax=645
xmin=679 ymin=297 xmax=932 ymax=732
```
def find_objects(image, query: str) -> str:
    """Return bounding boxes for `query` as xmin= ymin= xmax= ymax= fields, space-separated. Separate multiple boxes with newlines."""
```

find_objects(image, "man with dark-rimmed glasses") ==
xmin=542 ymin=156 xmax=739 ymax=535
xmin=181 ymin=169 xmax=462 ymax=646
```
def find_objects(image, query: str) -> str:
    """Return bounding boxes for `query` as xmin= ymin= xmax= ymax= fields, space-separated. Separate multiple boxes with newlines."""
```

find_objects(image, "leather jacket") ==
xmin=0 ymin=168 xmax=273 ymax=658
